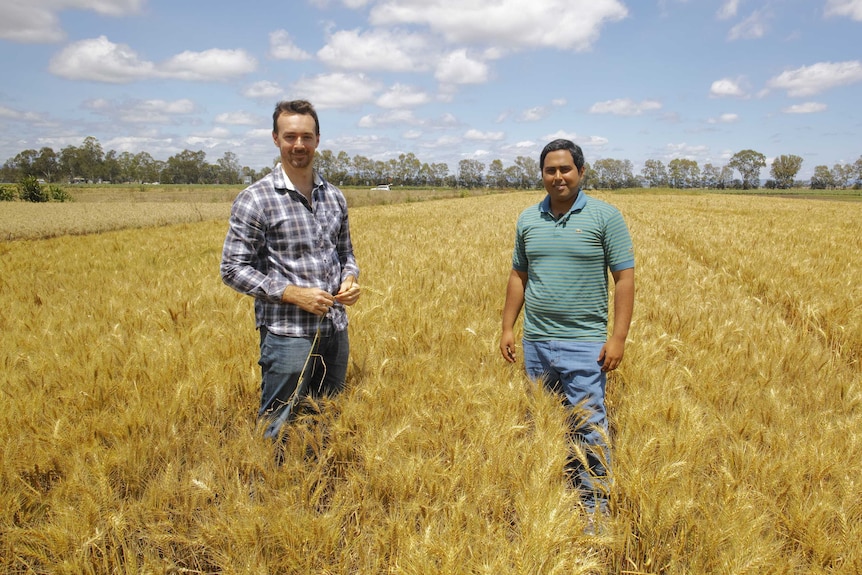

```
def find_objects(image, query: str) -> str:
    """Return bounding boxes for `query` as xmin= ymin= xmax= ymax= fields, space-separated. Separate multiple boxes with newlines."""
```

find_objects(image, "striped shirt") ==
xmin=512 ymin=192 xmax=634 ymax=342
xmin=220 ymin=163 xmax=359 ymax=337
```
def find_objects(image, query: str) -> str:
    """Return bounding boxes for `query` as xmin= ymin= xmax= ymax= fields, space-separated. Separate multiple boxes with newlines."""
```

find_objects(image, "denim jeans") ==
xmin=522 ymin=339 xmax=610 ymax=513
xmin=258 ymin=325 xmax=349 ymax=439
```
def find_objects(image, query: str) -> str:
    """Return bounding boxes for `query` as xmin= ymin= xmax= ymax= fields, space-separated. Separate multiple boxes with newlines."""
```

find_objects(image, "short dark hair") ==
xmin=540 ymin=139 xmax=585 ymax=171
xmin=272 ymin=100 xmax=320 ymax=135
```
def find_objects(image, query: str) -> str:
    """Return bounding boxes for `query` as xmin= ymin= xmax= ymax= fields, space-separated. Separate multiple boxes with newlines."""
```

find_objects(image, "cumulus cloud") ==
xmin=160 ymin=49 xmax=257 ymax=81
xmin=48 ymin=36 xmax=256 ymax=83
xmin=318 ymin=28 xmax=431 ymax=72
xmin=589 ymin=98 xmax=662 ymax=116
xmin=782 ymin=102 xmax=828 ymax=114
xmin=369 ymin=0 xmax=628 ymax=52
xmin=435 ymin=49 xmax=489 ymax=85
xmin=291 ymin=73 xmax=381 ymax=109
xmin=709 ymin=77 xmax=747 ymax=97
xmin=376 ymin=84 xmax=431 ymax=108
xmin=269 ymin=30 xmax=311 ymax=60
xmin=767 ymin=61 xmax=862 ymax=96
xmin=0 ymin=0 xmax=144 ymax=43
xmin=824 ymin=0 xmax=862 ymax=20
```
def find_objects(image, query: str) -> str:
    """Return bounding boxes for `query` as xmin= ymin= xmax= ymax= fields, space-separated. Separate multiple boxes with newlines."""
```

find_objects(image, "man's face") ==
xmin=542 ymin=149 xmax=584 ymax=207
xmin=272 ymin=112 xmax=319 ymax=169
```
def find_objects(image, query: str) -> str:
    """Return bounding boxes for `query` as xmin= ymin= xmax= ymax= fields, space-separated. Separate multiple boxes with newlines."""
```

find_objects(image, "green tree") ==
xmin=458 ymin=159 xmax=485 ymax=188
xmin=592 ymin=158 xmax=634 ymax=189
xmin=641 ymin=159 xmax=668 ymax=188
xmin=396 ymin=152 xmax=421 ymax=186
xmin=34 ymin=147 xmax=60 ymax=182
xmin=507 ymin=156 xmax=542 ymax=190
xmin=429 ymin=162 xmax=450 ymax=187
xmin=728 ymin=149 xmax=766 ymax=189
xmin=19 ymin=176 xmax=48 ymax=202
xmin=668 ymin=158 xmax=701 ymax=189
xmin=487 ymin=159 xmax=506 ymax=188
xmin=216 ymin=151 xmax=242 ymax=184
xmin=769 ymin=154 xmax=803 ymax=189
xmin=102 ymin=150 xmax=121 ymax=183
xmin=810 ymin=165 xmax=834 ymax=189
xmin=164 ymin=149 xmax=207 ymax=184
xmin=701 ymin=163 xmax=720 ymax=189
xmin=831 ymin=163 xmax=854 ymax=189
xmin=79 ymin=136 xmax=104 ymax=182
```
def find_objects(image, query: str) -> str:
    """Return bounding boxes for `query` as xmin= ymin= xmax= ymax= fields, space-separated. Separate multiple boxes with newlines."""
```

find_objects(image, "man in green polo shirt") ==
xmin=500 ymin=138 xmax=635 ymax=521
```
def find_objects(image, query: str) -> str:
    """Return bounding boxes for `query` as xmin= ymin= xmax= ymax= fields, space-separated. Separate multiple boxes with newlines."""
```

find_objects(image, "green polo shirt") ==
xmin=512 ymin=191 xmax=634 ymax=341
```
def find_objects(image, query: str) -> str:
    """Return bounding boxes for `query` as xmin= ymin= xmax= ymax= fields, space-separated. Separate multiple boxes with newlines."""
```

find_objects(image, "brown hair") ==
xmin=272 ymin=100 xmax=320 ymax=135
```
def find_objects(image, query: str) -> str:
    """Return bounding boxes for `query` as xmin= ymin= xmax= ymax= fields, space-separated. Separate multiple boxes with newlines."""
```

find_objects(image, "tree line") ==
xmin=2 ymin=136 xmax=860 ymax=191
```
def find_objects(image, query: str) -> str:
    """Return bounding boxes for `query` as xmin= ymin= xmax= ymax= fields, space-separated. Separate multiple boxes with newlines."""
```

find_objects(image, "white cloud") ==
xmin=318 ymin=28 xmax=431 ymax=72
xmin=160 ymin=49 xmax=257 ymax=81
xmin=824 ymin=0 xmax=862 ymax=20
xmin=717 ymin=0 xmax=741 ymax=19
xmin=83 ymin=97 xmax=197 ymax=124
xmin=49 ymin=36 xmax=154 ymax=82
xmin=0 ymin=0 xmax=144 ymax=43
xmin=540 ymin=130 xmax=608 ymax=150
xmin=269 ymin=30 xmax=311 ymax=60
xmin=369 ymin=0 xmax=628 ymax=52
xmin=709 ymin=77 xmax=747 ymax=97
xmin=0 ymin=105 xmax=43 ymax=122
xmin=291 ymin=73 xmax=381 ymax=109
xmin=358 ymin=109 xmax=419 ymax=128
xmin=520 ymin=107 xmax=548 ymax=122
xmin=728 ymin=10 xmax=769 ymax=40
xmin=767 ymin=61 xmax=862 ymax=96
xmin=665 ymin=142 xmax=710 ymax=159
xmin=589 ymin=98 xmax=662 ymax=116
xmin=216 ymin=111 xmax=260 ymax=125
xmin=48 ymin=36 xmax=256 ymax=83
xmin=376 ymin=84 xmax=430 ymax=108
xmin=464 ymin=129 xmax=505 ymax=141
xmin=782 ymin=102 xmax=828 ymax=114
xmin=243 ymin=81 xmax=284 ymax=100
xmin=435 ymin=49 xmax=489 ymax=85
xmin=707 ymin=113 xmax=740 ymax=124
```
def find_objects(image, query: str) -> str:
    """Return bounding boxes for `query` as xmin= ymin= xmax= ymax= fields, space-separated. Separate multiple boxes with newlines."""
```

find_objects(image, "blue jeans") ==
xmin=258 ymin=325 xmax=349 ymax=439
xmin=523 ymin=339 xmax=610 ymax=513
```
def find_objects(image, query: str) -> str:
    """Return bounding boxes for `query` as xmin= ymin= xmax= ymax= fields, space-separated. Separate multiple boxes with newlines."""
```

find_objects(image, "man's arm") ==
xmin=500 ymin=269 xmax=528 ymax=363
xmin=598 ymin=267 xmax=634 ymax=372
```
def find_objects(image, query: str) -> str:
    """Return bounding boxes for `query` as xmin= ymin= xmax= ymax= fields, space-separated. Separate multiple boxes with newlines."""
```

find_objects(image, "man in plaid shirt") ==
xmin=221 ymin=100 xmax=361 ymax=439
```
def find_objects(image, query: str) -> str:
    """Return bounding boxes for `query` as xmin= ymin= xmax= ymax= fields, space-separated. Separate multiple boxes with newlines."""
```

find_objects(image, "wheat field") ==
xmin=1 ymin=191 xmax=860 ymax=574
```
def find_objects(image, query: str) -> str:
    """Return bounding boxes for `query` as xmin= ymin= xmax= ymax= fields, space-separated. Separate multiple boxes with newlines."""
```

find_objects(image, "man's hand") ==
xmin=597 ymin=335 xmax=626 ymax=372
xmin=282 ymin=285 xmax=335 ymax=316
xmin=500 ymin=330 xmax=517 ymax=363
xmin=334 ymin=276 xmax=361 ymax=306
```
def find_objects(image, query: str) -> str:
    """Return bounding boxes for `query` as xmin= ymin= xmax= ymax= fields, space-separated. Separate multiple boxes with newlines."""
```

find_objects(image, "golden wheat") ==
xmin=1 ymin=191 xmax=860 ymax=574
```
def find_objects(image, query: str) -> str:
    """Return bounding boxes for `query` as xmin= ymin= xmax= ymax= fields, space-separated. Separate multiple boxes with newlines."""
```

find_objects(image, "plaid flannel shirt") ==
xmin=220 ymin=164 xmax=359 ymax=337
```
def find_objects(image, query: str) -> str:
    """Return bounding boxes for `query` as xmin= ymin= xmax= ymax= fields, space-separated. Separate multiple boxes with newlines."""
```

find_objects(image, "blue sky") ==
xmin=1 ymin=0 xmax=860 ymax=180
